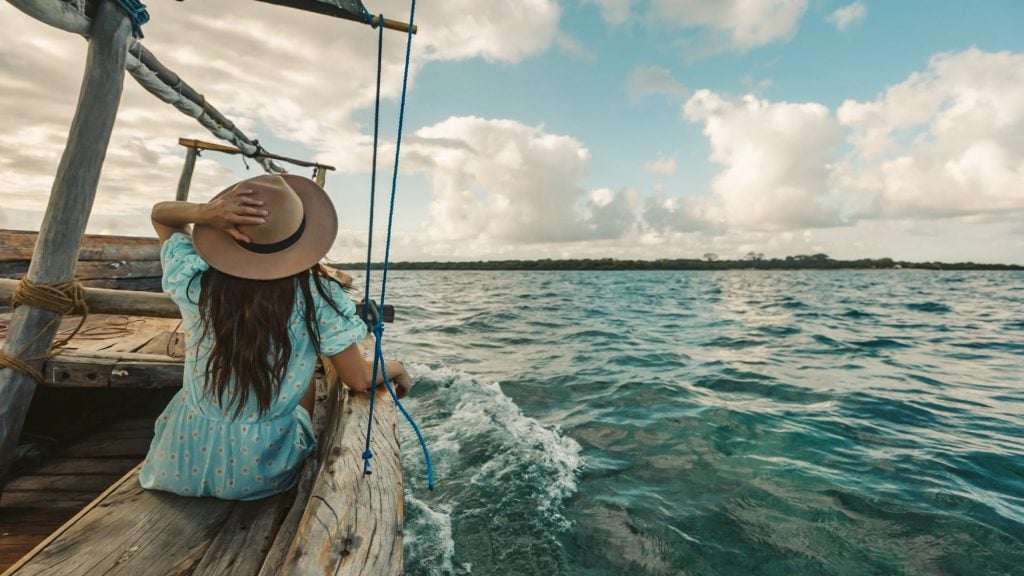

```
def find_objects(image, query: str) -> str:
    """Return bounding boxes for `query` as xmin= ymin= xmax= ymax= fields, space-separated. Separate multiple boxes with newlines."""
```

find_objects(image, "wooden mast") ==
xmin=0 ymin=0 xmax=132 ymax=485
xmin=176 ymin=147 xmax=198 ymax=201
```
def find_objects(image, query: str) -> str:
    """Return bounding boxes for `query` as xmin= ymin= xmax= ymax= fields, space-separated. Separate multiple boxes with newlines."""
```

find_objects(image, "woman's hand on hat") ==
xmin=201 ymin=187 xmax=269 ymax=243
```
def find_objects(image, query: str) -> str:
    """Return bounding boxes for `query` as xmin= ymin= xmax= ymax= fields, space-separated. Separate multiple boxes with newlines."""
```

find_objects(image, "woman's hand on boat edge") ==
xmin=329 ymin=345 xmax=413 ymax=399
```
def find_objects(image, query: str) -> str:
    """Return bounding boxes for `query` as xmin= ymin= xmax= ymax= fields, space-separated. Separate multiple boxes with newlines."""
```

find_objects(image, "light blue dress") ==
xmin=139 ymin=233 xmax=366 ymax=500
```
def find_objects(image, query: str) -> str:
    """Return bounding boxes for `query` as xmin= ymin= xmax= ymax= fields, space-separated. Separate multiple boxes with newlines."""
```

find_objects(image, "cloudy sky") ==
xmin=2 ymin=0 xmax=1023 ymax=263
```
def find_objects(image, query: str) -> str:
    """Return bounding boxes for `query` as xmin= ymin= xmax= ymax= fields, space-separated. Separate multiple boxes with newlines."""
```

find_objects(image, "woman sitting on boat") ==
xmin=139 ymin=174 xmax=411 ymax=500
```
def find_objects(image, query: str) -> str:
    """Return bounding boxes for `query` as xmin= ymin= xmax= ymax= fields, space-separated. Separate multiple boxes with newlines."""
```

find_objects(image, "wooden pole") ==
xmin=176 ymin=147 xmax=198 ymax=201
xmin=178 ymin=138 xmax=336 ymax=172
xmin=0 ymin=278 xmax=396 ymax=323
xmin=0 ymin=0 xmax=131 ymax=485
xmin=371 ymin=15 xmax=418 ymax=35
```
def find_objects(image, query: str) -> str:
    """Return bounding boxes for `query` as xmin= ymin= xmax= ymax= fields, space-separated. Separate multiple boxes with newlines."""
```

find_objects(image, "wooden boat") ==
xmin=0 ymin=230 xmax=405 ymax=575
xmin=2 ymin=2 xmax=418 ymax=573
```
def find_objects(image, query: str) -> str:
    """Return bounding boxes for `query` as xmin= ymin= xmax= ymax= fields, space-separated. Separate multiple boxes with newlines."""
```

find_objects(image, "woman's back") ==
xmin=140 ymin=233 xmax=367 ymax=500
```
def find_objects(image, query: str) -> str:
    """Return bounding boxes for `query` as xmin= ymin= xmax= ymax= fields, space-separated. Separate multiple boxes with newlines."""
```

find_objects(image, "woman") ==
xmin=140 ymin=174 xmax=410 ymax=500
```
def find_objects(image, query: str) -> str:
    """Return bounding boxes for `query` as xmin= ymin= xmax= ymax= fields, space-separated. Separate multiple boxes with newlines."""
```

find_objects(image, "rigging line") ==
xmin=360 ymin=15 xmax=385 ymax=477
xmin=362 ymin=17 xmax=385 ymax=325
xmin=360 ymin=0 xmax=434 ymax=489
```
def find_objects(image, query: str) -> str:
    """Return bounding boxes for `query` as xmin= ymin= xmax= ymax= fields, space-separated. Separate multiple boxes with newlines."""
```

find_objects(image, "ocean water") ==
xmin=359 ymin=270 xmax=1023 ymax=576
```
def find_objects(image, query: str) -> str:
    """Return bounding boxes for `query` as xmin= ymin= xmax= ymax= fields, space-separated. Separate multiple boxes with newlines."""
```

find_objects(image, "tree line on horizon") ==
xmin=330 ymin=253 xmax=1023 ymax=271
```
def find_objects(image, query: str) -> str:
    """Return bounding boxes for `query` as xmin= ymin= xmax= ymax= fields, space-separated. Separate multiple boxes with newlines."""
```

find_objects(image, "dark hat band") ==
xmin=235 ymin=215 xmax=306 ymax=254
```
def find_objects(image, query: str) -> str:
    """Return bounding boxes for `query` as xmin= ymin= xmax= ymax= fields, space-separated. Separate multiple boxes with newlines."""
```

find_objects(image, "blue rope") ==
xmin=362 ymin=19 xmax=383 ymax=327
xmin=113 ymin=0 xmax=150 ymax=38
xmin=360 ymin=1 xmax=434 ymax=490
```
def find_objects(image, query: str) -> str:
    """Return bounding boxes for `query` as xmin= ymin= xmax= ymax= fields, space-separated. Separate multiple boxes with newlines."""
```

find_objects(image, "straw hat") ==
xmin=193 ymin=174 xmax=337 ymax=280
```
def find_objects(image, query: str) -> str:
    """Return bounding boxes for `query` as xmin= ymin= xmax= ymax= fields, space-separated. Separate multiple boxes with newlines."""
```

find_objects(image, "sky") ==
xmin=2 ymin=0 xmax=1023 ymax=263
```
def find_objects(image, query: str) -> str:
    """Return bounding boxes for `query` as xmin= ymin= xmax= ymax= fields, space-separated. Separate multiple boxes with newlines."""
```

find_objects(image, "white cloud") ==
xmin=642 ymin=47 xmax=1024 ymax=262
xmin=581 ymin=0 xmax=633 ymax=26
xmin=827 ymin=2 xmax=868 ymax=31
xmin=837 ymin=48 xmax=1024 ymax=219
xmin=649 ymin=0 xmax=808 ymax=52
xmin=674 ymin=90 xmax=844 ymax=231
xmin=403 ymin=116 xmax=635 ymax=244
xmin=627 ymin=65 xmax=688 ymax=104
xmin=555 ymin=32 xmax=596 ymax=63
xmin=645 ymin=156 xmax=677 ymax=175
xmin=0 ymin=0 xmax=560 ymax=236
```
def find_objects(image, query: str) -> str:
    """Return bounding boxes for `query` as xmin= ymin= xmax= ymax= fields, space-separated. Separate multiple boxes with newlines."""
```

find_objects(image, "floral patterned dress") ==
xmin=139 ymin=233 xmax=366 ymax=500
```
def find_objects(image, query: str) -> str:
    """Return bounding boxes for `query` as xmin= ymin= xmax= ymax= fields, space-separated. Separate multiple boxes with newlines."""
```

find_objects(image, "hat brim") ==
xmin=193 ymin=175 xmax=338 ymax=280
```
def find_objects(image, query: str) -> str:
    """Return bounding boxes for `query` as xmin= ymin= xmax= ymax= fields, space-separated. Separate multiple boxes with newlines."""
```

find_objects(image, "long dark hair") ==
xmin=196 ymin=264 xmax=347 ymax=418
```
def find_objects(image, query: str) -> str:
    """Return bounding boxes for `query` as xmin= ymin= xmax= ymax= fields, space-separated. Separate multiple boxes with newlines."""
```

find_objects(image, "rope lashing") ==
xmin=0 ymin=278 xmax=89 ymax=384
xmin=113 ymin=0 xmax=150 ymax=38
xmin=360 ymin=1 xmax=435 ymax=490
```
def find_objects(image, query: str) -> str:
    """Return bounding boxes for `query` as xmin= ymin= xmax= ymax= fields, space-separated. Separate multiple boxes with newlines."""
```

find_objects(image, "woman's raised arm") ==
xmin=151 ymin=187 xmax=268 ymax=244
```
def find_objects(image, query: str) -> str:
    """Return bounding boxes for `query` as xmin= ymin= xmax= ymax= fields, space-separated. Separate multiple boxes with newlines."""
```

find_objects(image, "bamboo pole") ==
xmin=7 ymin=0 xmax=284 ymax=173
xmin=178 ymin=138 xmax=336 ymax=172
xmin=370 ymin=15 xmax=418 ymax=35
xmin=0 ymin=0 xmax=131 ymax=485
xmin=249 ymin=0 xmax=417 ymax=34
xmin=176 ymin=147 xmax=198 ymax=201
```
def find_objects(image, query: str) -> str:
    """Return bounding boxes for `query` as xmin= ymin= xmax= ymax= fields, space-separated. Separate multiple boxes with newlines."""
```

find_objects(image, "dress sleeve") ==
xmin=316 ymin=279 xmax=368 ymax=356
xmin=161 ymin=233 xmax=209 ymax=308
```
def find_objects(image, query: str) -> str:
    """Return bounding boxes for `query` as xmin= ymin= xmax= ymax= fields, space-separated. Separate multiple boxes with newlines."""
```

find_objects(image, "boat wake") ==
xmin=400 ymin=364 xmax=583 ymax=575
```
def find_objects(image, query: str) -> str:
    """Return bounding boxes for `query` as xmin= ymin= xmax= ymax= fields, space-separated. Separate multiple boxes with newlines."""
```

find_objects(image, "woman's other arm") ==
xmin=328 ymin=345 xmax=413 ymax=399
xmin=151 ymin=187 xmax=268 ymax=244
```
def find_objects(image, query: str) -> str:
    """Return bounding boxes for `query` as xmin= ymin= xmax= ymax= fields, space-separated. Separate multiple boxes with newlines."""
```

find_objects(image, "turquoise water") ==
xmin=366 ymin=270 xmax=1023 ymax=575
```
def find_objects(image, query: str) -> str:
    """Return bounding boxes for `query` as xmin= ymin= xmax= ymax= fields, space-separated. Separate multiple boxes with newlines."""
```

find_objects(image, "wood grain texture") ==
xmin=0 ymin=231 xmax=159 ymax=263
xmin=0 ymin=261 xmax=161 ymax=281
xmin=277 ymin=386 xmax=404 ymax=576
xmin=7 ymin=471 xmax=236 ymax=576
xmin=191 ymin=496 xmax=288 ymax=576
xmin=0 ymin=0 xmax=131 ymax=485
xmin=258 ymin=376 xmax=337 ymax=576
xmin=176 ymin=147 xmax=197 ymax=202
xmin=41 ymin=349 xmax=183 ymax=389
xmin=1 ymin=279 xmax=392 ymax=323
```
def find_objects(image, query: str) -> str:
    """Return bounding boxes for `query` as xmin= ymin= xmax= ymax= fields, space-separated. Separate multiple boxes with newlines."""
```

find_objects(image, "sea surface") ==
xmin=357 ymin=270 xmax=1023 ymax=576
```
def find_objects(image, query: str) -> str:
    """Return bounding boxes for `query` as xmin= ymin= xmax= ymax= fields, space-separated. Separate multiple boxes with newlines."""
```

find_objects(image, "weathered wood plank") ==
xmin=4 ymin=475 xmax=120 ymax=494
xmin=60 ymin=438 xmax=152 ymax=460
xmin=0 ymin=492 xmax=96 ymax=510
xmin=7 ymin=472 xmax=236 ymax=576
xmin=101 ymin=330 xmax=161 ymax=354
xmin=6 ymin=376 xmax=334 ymax=576
xmin=0 ymin=279 xmax=391 ymax=322
xmin=101 ymin=419 xmax=159 ymax=433
xmin=276 ymin=386 xmax=404 ymax=575
xmin=0 ymin=231 xmax=159 ymax=263
xmin=28 ymin=458 xmax=142 ymax=476
xmin=258 ymin=376 xmax=335 ymax=576
xmin=176 ymin=147 xmax=198 ymax=202
xmin=0 ymin=261 xmax=162 ymax=281
xmin=134 ymin=331 xmax=184 ymax=357
xmin=0 ymin=0 xmax=132 ymax=485
xmin=191 ymin=496 xmax=289 ymax=576
xmin=41 ymin=349 xmax=182 ymax=389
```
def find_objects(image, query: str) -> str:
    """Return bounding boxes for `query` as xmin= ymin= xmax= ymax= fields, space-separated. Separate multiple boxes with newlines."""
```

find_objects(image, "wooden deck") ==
xmin=0 ymin=313 xmax=185 ymax=389
xmin=0 ymin=312 xmax=182 ymax=570
xmin=0 ymin=417 xmax=156 ymax=573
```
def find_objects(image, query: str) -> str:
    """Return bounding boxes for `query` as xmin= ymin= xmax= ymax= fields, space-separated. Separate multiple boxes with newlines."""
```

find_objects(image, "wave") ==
xmin=401 ymin=364 xmax=583 ymax=575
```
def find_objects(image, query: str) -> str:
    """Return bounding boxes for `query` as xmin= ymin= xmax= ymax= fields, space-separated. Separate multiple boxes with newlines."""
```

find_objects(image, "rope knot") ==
xmin=13 ymin=278 xmax=87 ymax=317
xmin=372 ymin=322 xmax=385 ymax=339
xmin=1 ymin=278 xmax=89 ymax=384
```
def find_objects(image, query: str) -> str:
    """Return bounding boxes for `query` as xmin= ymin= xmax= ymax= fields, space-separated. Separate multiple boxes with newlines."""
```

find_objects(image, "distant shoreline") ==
xmin=330 ymin=256 xmax=1023 ymax=271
